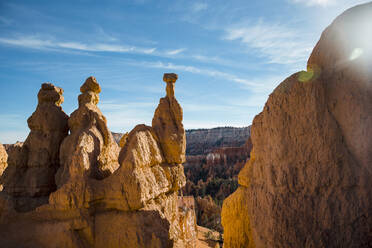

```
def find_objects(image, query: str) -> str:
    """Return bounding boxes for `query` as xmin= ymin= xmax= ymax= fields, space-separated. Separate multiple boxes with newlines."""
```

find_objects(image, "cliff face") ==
xmin=222 ymin=3 xmax=372 ymax=248
xmin=0 ymin=74 xmax=196 ymax=248
xmin=186 ymin=127 xmax=250 ymax=155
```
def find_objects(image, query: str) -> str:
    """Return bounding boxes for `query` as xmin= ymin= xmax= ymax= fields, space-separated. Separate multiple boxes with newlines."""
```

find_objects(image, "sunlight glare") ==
xmin=349 ymin=48 xmax=363 ymax=61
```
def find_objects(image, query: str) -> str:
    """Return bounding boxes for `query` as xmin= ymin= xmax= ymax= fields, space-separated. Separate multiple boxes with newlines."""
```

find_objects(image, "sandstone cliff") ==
xmin=0 ymin=74 xmax=196 ymax=248
xmin=222 ymin=3 xmax=372 ymax=248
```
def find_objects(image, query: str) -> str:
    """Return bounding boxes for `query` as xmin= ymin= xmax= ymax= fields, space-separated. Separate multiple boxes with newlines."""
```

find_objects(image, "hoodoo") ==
xmin=0 ymin=75 xmax=196 ymax=248
xmin=1 ymin=83 xmax=68 ymax=211
xmin=222 ymin=3 xmax=372 ymax=248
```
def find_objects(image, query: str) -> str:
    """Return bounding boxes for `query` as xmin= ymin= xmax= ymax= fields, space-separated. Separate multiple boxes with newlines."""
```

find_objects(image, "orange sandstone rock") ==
xmin=153 ymin=73 xmax=186 ymax=164
xmin=0 ymin=74 xmax=195 ymax=248
xmin=56 ymin=76 xmax=119 ymax=185
xmin=1 ymin=83 xmax=68 ymax=211
xmin=222 ymin=3 xmax=372 ymax=248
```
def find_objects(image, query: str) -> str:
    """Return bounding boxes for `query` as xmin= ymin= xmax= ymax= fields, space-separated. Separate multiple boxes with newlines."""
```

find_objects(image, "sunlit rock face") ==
xmin=1 ymin=83 xmax=69 ymax=211
xmin=0 ymin=143 xmax=8 ymax=190
xmin=56 ymin=76 xmax=120 ymax=185
xmin=152 ymin=73 xmax=186 ymax=164
xmin=222 ymin=3 xmax=372 ymax=248
xmin=0 ymin=75 xmax=195 ymax=248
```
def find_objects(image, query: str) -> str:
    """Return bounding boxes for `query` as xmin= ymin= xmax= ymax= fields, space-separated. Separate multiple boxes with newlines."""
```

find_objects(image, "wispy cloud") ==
xmin=99 ymin=101 xmax=155 ymax=111
xmin=165 ymin=48 xmax=186 ymax=55
xmin=0 ymin=114 xmax=29 ymax=144
xmin=98 ymin=100 xmax=157 ymax=132
xmin=224 ymin=21 xmax=313 ymax=66
xmin=291 ymin=0 xmax=335 ymax=6
xmin=96 ymin=27 xmax=118 ymax=42
xmin=191 ymin=3 xmax=208 ymax=12
xmin=0 ymin=16 xmax=13 ymax=26
xmin=0 ymin=36 xmax=157 ymax=54
xmin=290 ymin=0 xmax=369 ymax=8
xmin=130 ymin=60 xmax=267 ymax=88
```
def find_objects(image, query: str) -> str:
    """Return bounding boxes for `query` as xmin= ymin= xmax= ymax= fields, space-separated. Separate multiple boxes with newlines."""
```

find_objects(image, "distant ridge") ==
xmin=112 ymin=126 xmax=251 ymax=155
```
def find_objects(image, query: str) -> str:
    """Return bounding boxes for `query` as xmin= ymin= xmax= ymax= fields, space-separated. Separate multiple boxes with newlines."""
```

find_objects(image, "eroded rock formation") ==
xmin=1 ymin=83 xmax=69 ymax=211
xmin=56 ymin=76 xmax=119 ymax=185
xmin=0 ymin=75 xmax=196 ymax=247
xmin=152 ymin=73 xmax=186 ymax=164
xmin=222 ymin=3 xmax=372 ymax=248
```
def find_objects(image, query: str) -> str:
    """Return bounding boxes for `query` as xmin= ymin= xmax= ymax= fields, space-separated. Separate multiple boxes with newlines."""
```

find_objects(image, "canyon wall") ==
xmin=222 ymin=3 xmax=372 ymax=248
xmin=0 ymin=74 xmax=196 ymax=248
xmin=186 ymin=127 xmax=250 ymax=155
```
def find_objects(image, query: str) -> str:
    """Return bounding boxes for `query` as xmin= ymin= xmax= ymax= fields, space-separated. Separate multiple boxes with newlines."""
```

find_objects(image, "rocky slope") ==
xmin=222 ymin=3 xmax=372 ymax=248
xmin=0 ymin=74 xmax=196 ymax=247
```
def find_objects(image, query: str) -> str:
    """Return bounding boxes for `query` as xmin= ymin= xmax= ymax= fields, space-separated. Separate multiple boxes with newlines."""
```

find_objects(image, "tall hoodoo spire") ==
xmin=163 ymin=73 xmax=178 ymax=98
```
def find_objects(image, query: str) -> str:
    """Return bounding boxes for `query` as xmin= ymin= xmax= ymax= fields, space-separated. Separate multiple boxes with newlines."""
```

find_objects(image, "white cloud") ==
xmin=98 ymin=100 xmax=157 ymax=133
xmin=165 ymin=48 xmax=186 ymax=55
xmin=0 ymin=36 xmax=157 ymax=55
xmin=132 ymin=60 xmax=267 ymax=88
xmin=224 ymin=21 xmax=313 ymax=66
xmin=0 ymin=16 xmax=13 ymax=26
xmin=96 ymin=27 xmax=118 ymax=42
xmin=191 ymin=3 xmax=208 ymax=12
xmin=99 ymin=101 xmax=155 ymax=111
xmin=0 ymin=131 xmax=28 ymax=144
xmin=0 ymin=114 xmax=29 ymax=144
xmin=291 ymin=0 xmax=335 ymax=6
xmin=290 ymin=0 xmax=369 ymax=8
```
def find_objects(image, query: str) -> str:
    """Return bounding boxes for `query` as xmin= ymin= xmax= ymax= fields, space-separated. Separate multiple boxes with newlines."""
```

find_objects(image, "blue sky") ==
xmin=0 ymin=0 xmax=368 ymax=143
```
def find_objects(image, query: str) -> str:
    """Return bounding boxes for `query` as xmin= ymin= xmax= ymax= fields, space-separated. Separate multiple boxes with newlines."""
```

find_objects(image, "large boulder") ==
xmin=222 ymin=3 xmax=372 ymax=248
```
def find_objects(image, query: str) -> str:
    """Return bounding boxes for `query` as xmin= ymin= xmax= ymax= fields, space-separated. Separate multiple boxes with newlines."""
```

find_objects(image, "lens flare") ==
xmin=298 ymin=70 xmax=314 ymax=83
xmin=349 ymin=48 xmax=363 ymax=61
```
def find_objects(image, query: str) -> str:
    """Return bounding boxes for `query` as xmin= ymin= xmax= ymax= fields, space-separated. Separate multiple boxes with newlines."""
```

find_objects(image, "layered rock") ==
xmin=0 ymin=74 xmax=195 ymax=247
xmin=222 ymin=3 xmax=372 ymax=248
xmin=1 ymin=83 xmax=68 ymax=211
